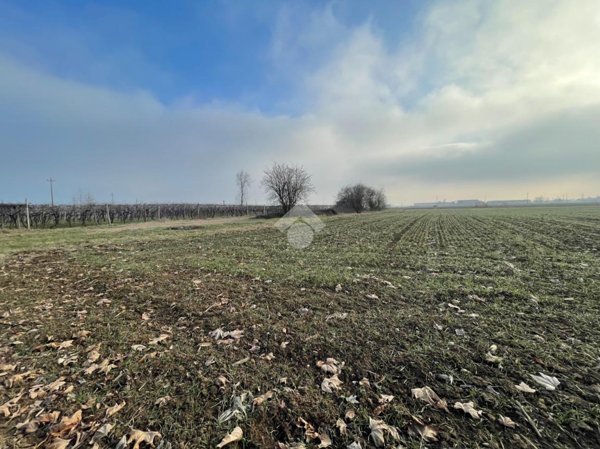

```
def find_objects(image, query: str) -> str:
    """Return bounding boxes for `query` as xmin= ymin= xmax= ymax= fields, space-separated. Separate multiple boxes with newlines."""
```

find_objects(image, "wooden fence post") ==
xmin=25 ymin=199 xmax=31 ymax=230
xmin=106 ymin=204 xmax=112 ymax=225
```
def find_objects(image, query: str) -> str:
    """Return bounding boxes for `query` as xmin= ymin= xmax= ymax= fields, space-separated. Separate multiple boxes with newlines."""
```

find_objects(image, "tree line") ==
xmin=2 ymin=163 xmax=386 ymax=228
xmin=258 ymin=162 xmax=387 ymax=214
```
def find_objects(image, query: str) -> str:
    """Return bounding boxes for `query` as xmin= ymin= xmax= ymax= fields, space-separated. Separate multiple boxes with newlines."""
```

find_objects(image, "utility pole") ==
xmin=47 ymin=177 xmax=55 ymax=206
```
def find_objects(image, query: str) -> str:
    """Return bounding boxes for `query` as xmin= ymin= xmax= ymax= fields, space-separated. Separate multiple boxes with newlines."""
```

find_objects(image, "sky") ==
xmin=1 ymin=0 xmax=599 ymax=205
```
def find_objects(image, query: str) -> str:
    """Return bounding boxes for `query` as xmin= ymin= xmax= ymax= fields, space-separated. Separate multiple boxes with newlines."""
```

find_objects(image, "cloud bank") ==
xmin=1 ymin=0 xmax=599 ymax=204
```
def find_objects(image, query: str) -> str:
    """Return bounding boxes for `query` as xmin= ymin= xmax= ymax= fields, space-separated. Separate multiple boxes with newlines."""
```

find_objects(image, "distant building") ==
xmin=411 ymin=196 xmax=600 ymax=209
xmin=455 ymin=199 xmax=486 ymax=207
xmin=486 ymin=200 xmax=531 ymax=207
xmin=414 ymin=202 xmax=444 ymax=208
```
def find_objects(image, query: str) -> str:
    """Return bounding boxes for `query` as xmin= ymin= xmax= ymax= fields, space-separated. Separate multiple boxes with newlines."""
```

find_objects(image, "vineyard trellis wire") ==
xmin=0 ymin=203 xmax=288 ymax=229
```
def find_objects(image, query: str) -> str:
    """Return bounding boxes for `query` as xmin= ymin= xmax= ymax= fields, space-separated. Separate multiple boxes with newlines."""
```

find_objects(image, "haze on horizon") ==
xmin=1 ymin=0 xmax=599 ymax=206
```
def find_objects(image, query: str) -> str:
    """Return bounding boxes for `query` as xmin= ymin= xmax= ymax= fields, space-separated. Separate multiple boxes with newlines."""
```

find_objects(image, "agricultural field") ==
xmin=1 ymin=207 xmax=599 ymax=449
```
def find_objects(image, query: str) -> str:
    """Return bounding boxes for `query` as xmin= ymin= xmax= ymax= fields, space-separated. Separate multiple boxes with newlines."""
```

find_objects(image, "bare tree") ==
xmin=336 ymin=183 xmax=386 ymax=213
xmin=236 ymin=170 xmax=252 ymax=206
xmin=262 ymin=163 xmax=313 ymax=214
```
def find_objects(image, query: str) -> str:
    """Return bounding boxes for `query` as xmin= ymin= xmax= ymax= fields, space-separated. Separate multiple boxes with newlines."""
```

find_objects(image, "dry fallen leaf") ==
xmin=46 ymin=378 xmax=66 ymax=393
xmin=148 ymin=334 xmax=169 ymax=345
xmin=128 ymin=429 xmax=161 ymax=449
xmin=39 ymin=411 xmax=61 ymax=423
xmin=515 ymin=382 xmax=536 ymax=393
xmin=261 ymin=352 xmax=275 ymax=361
xmin=97 ymin=359 xmax=117 ymax=375
xmin=217 ymin=426 xmax=243 ymax=448
xmin=408 ymin=415 xmax=438 ymax=442
xmin=530 ymin=373 xmax=560 ymax=391
xmin=335 ymin=418 xmax=347 ymax=436
xmin=411 ymin=386 xmax=449 ymax=412
xmin=321 ymin=375 xmax=343 ymax=393
xmin=87 ymin=350 xmax=101 ymax=364
xmin=369 ymin=417 xmax=400 ymax=447
xmin=0 ymin=394 xmax=22 ymax=417
xmin=316 ymin=358 xmax=343 ymax=375
xmin=46 ymin=438 xmax=71 ymax=449
xmin=50 ymin=409 xmax=82 ymax=437
xmin=345 ymin=409 xmax=356 ymax=421
xmin=73 ymin=330 xmax=90 ymax=340
xmin=378 ymin=394 xmax=394 ymax=404
xmin=498 ymin=415 xmax=518 ymax=428
xmin=83 ymin=364 xmax=99 ymax=376
xmin=297 ymin=417 xmax=320 ymax=440
xmin=58 ymin=340 xmax=74 ymax=350
xmin=105 ymin=401 xmax=126 ymax=418
xmin=317 ymin=432 xmax=332 ymax=448
xmin=253 ymin=391 xmax=273 ymax=406
xmin=453 ymin=401 xmax=482 ymax=419
xmin=92 ymin=423 xmax=114 ymax=441
xmin=155 ymin=396 xmax=172 ymax=407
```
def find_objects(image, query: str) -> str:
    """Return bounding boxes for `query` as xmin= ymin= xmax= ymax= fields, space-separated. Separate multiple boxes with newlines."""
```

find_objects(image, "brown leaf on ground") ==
xmin=454 ymin=401 xmax=483 ymax=419
xmin=86 ymin=350 xmax=101 ymax=364
xmin=498 ymin=415 xmax=518 ymax=428
xmin=154 ymin=396 xmax=172 ymax=407
xmin=0 ymin=393 xmax=23 ymax=417
xmin=335 ymin=418 xmax=347 ymax=435
xmin=321 ymin=374 xmax=343 ymax=393
xmin=38 ymin=411 xmax=61 ymax=423
xmin=128 ymin=429 xmax=162 ymax=449
xmin=317 ymin=432 xmax=332 ymax=448
xmin=297 ymin=418 xmax=319 ymax=440
xmin=216 ymin=426 xmax=243 ymax=448
xmin=148 ymin=334 xmax=169 ymax=345
xmin=105 ymin=401 xmax=126 ymax=417
xmin=369 ymin=417 xmax=400 ymax=447
xmin=411 ymin=386 xmax=449 ymax=412
xmin=408 ymin=415 xmax=438 ymax=442
xmin=253 ymin=391 xmax=273 ymax=406
xmin=58 ymin=340 xmax=74 ymax=350
xmin=316 ymin=358 xmax=343 ymax=375
xmin=92 ymin=423 xmax=114 ymax=441
xmin=46 ymin=438 xmax=71 ymax=449
xmin=515 ymin=382 xmax=536 ymax=393
xmin=378 ymin=394 xmax=394 ymax=404
xmin=73 ymin=330 xmax=90 ymax=340
xmin=46 ymin=378 xmax=66 ymax=393
xmin=50 ymin=409 xmax=82 ymax=437
xmin=97 ymin=359 xmax=117 ymax=375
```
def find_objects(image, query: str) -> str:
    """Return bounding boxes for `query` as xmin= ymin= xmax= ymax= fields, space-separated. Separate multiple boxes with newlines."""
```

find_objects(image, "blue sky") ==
xmin=1 ymin=0 xmax=599 ymax=205
xmin=0 ymin=1 xmax=423 ymax=110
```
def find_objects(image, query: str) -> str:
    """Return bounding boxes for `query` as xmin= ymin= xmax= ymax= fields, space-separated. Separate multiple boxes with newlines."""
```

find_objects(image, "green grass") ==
xmin=1 ymin=207 xmax=599 ymax=448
